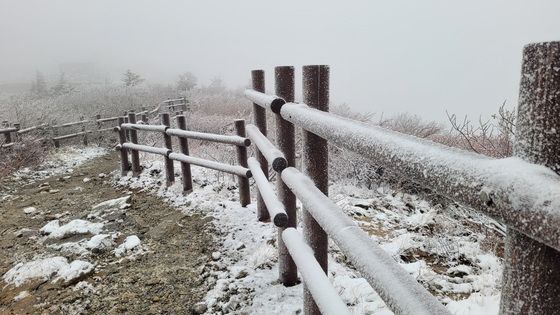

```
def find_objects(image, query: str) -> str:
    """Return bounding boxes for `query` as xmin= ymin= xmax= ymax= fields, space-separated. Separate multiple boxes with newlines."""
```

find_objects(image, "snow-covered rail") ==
xmin=244 ymin=43 xmax=560 ymax=315
xmin=281 ymin=228 xmax=351 ymax=315
xmin=248 ymin=157 xmax=288 ymax=227
xmin=246 ymin=124 xmax=287 ymax=172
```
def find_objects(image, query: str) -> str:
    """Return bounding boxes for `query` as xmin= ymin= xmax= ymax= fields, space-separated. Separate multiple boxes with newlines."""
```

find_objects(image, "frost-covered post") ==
xmin=274 ymin=66 xmax=298 ymax=286
xmin=117 ymin=117 xmax=130 ymax=176
xmin=52 ymin=120 xmax=60 ymax=148
xmin=500 ymin=42 xmax=560 ymax=314
xmin=251 ymin=70 xmax=270 ymax=221
xmin=141 ymin=108 xmax=148 ymax=124
xmin=3 ymin=124 xmax=12 ymax=144
xmin=160 ymin=113 xmax=175 ymax=187
xmin=176 ymin=115 xmax=193 ymax=193
xmin=80 ymin=116 xmax=88 ymax=145
xmin=128 ymin=112 xmax=141 ymax=177
xmin=234 ymin=119 xmax=251 ymax=207
xmin=302 ymin=65 xmax=329 ymax=315
xmin=13 ymin=123 xmax=20 ymax=143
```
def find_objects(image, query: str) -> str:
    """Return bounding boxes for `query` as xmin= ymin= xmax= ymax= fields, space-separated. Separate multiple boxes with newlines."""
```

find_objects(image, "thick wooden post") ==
xmin=176 ymin=115 xmax=193 ymax=193
xmin=302 ymin=65 xmax=330 ymax=315
xmin=251 ymin=70 xmax=270 ymax=221
xmin=128 ymin=112 xmax=141 ymax=177
xmin=117 ymin=117 xmax=130 ymax=176
xmin=234 ymin=119 xmax=251 ymax=207
xmin=274 ymin=66 xmax=298 ymax=286
xmin=160 ymin=113 xmax=175 ymax=186
xmin=500 ymin=42 xmax=560 ymax=315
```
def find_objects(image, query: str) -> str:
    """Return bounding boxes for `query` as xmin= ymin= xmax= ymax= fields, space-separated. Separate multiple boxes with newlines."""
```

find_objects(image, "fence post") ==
xmin=128 ymin=112 xmax=141 ymax=177
xmin=160 ymin=113 xmax=175 ymax=186
xmin=81 ymin=116 xmax=88 ymax=145
xmin=4 ymin=123 xmax=12 ymax=144
xmin=274 ymin=66 xmax=298 ymax=286
xmin=117 ymin=117 xmax=130 ymax=176
xmin=500 ymin=42 xmax=560 ymax=314
xmin=176 ymin=115 xmax=193 ymax=193
xmin=123 ymin=111 xmax=131 ymax=141
xmin=234 ymin=119 xmax=251 ymax=207
xmin=13 ymin=123 xmax=20 ymax=143
xmin=302 ymin=65 xmax=330 ymax=315
xmin=251 ymin=70 xmax=270 ymax=222
xmin=52 ymin=120 xmax=60 ymax=148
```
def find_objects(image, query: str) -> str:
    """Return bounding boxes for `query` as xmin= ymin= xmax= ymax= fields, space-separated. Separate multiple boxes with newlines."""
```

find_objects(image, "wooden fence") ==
xmin=0 ymin=115 xmax=123 ymax=149
xmin=114 ymin=112 xmax=254 ymax=206
xmin=0 ymin=96 xmax=187 ymax=150
xmin=237 ymin=41 xmax=560 ymax=315
xmin=12 ymin=42 xmax=554 ymax=314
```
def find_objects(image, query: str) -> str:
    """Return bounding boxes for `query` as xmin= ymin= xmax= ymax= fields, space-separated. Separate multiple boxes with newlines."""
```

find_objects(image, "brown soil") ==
xmin=0 ymin=152 xmax=216 ymax=314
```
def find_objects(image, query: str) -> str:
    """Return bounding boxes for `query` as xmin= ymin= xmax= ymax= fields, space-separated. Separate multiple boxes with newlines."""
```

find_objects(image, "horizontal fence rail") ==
xmin=168 ymin=152 xmax=251 ymax=178
xmin=119 ymin=143 xmax=171 ymax=156
xmin=282 ymin=228 xmax=350 ymax=315
xmin=247 ymin=157 xmax=288 ymax=227
xmin=119 ymin=123 xmax=168 ymax=133
xmin=246 ymin=124 xmax=287 ymax=171
xmin=278 ymin=102 xmax=560 ymax=252
xmin=166 ymin=128 xmax=250 ymax=147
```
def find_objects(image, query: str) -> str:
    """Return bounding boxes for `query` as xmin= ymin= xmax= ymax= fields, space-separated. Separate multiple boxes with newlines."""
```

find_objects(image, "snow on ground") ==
xmin=3 ymin=256 xmax=94 ymax=287
xmin=13 ymin=146 xmax=107 ymax=182
xmin=2 ymin=148 xmax=147 ymax=290
xmin=115 ymin=155 xmax=503 ymax=314
xmin=1 ymin=146 xmax=107 ymax=202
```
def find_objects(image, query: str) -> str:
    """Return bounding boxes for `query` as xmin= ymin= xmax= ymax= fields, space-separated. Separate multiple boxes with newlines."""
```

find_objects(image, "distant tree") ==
xmin=30 ymin=71 xmax=48 ymax=97
xmin=122 ymin=70 xmax=144 ymax=87
xmin=176 ymin=72 xmax=197 ymax=92
xmin=380 ymin=112 xmax=442 ymax=138
xmin=208 ymin=77 xmax=225 ymax=92
xmin=51 ymin=72 xmax=74 ymax=96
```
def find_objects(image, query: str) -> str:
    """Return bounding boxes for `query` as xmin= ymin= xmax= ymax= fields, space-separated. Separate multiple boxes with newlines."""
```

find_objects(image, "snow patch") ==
xmin=3 ymin=256 xmax=94 ymax=287
xmin=40 ymin=219 xmax=103 ymax=238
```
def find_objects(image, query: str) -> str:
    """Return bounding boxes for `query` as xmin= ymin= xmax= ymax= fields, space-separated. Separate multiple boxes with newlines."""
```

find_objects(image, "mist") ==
xmin=1 ymin=0 xmax=559 ymax=121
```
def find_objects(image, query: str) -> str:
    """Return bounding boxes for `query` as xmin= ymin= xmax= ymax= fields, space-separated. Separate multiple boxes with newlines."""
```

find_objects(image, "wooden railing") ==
xmin=114 ymin=112 xmax=253 ymax=205
xmin=0 ymin=99 xmax=186 ymax=150
xmin=239 ymin=41 xmax=560 ymax=315
xmin=0 ymin=115 xmax=122 ymax=149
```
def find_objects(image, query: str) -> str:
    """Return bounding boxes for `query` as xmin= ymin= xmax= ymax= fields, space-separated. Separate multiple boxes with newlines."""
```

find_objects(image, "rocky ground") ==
xmin=0 ymin=151 xmax=217 ymax=314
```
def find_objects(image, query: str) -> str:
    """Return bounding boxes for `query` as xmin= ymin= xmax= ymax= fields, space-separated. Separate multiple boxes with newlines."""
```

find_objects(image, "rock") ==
xmin=211 ymin=252 xmax=221 ymax=261
xmin=83 ymin=177 xmax=91 ymax=183
xmin=49 ymin=189 xmax=60 ymax=194
xmin=192 ymin=302 xmax=207 ymax=314
xmin=98 ymin=173 xmax=107 ymax=178
xmin=38 ymin=186 xmax=50 ymax=193
xmin=23 ymin=206 xmax=37 ymax=214
xmin=234 ymin=268 xmax=248 ymax=279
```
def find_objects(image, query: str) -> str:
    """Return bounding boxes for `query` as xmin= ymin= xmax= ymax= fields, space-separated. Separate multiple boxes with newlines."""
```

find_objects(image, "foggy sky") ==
xmin=1 ymin=0 xmax=559 ymax=122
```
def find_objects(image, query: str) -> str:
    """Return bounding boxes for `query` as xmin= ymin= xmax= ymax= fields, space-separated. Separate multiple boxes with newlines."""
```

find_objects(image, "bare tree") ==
xmin=380 ymin=112 xmax=443 ymax=138
xmin=446 ymin=101 xmax=515 ymax=158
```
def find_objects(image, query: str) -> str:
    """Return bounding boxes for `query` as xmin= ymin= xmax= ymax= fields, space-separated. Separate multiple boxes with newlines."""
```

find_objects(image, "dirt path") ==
xmin=0 ymin=152 xmax=216 ymax=314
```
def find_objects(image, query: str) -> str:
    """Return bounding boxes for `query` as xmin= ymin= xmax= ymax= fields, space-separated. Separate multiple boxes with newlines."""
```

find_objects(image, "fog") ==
xmin=1 ymin=0 xmax=559 ymax=122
